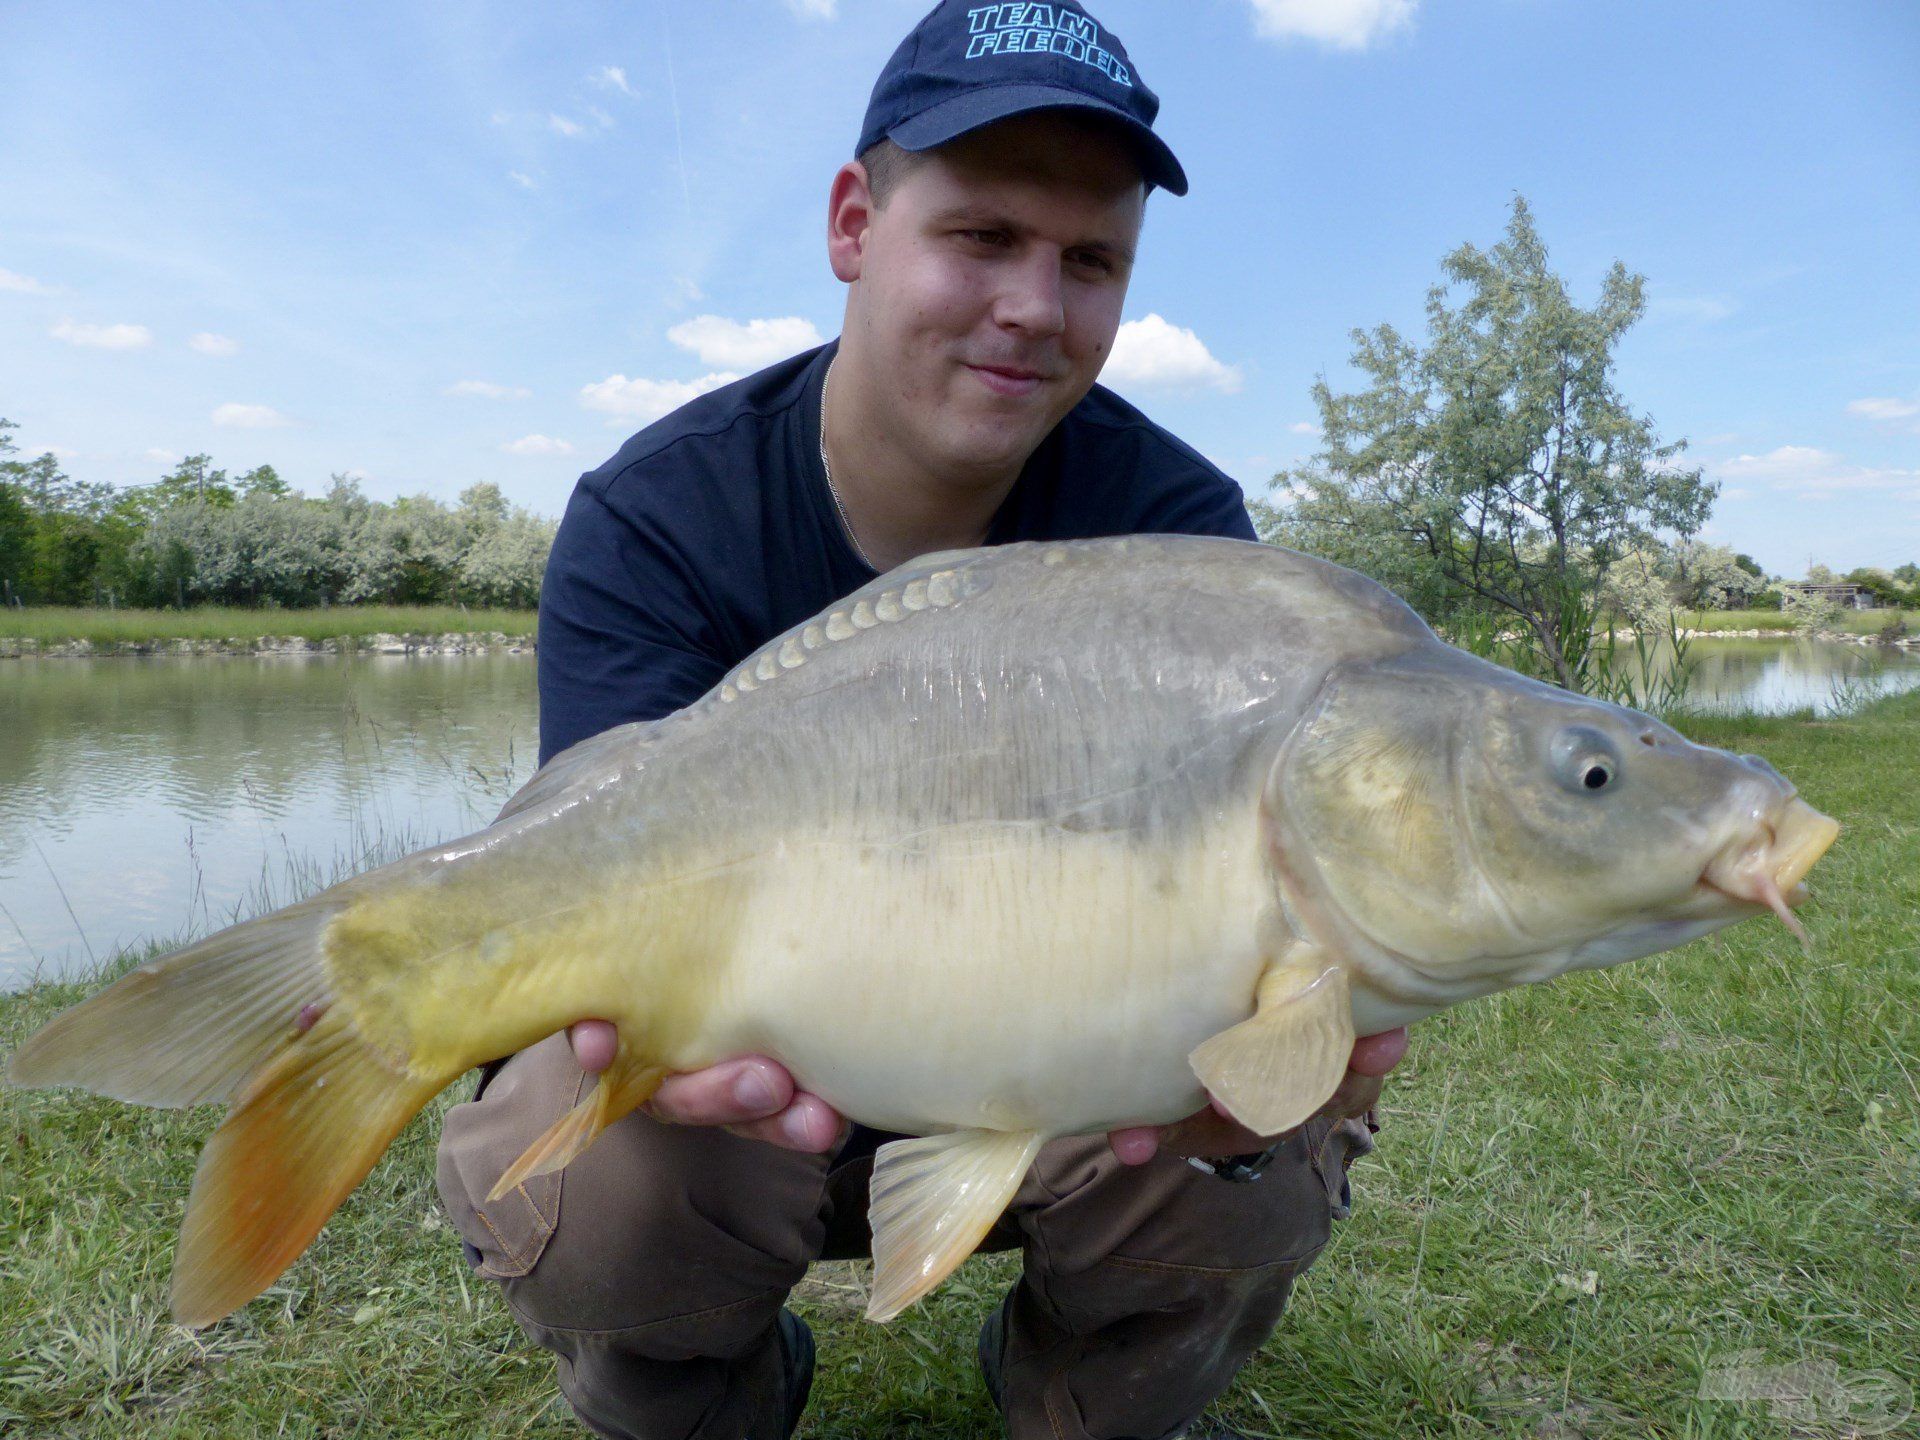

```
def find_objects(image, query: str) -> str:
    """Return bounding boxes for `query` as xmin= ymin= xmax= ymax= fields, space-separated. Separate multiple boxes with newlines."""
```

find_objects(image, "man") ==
xmin=436 ymin=3 xmax=1407 ymax=1436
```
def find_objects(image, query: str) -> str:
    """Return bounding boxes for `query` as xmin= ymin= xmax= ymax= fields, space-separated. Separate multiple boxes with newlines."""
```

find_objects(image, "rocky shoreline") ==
xmin=1671 ymin=626 xmax=1919 ymax=647
xmin=0 ymin=631 xmax=534 ymax=659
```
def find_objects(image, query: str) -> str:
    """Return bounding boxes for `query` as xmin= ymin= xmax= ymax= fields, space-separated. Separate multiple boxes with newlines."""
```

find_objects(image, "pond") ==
xmin=1 ymin=655 xmax=537 ymax=990
xmin=1653 ymin=633 xmax=1920 ymax=715
xmin=3 ymin=635 xmax=1917 ymax=990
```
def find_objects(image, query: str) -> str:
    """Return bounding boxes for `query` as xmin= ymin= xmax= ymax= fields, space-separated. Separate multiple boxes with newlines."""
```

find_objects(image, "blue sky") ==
xmin=2 ymin=0 xmax=1915 ymax=576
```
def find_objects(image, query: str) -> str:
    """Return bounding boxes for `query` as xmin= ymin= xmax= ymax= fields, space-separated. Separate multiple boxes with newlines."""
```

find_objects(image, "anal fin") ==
xmin=1188 ymin=946 xmax=1354 ymax=1138
xmin=866 ymin=1128 xmax=1045 ymax=1322
xmin=487 ymin=1054 xmax=666 ymax=1202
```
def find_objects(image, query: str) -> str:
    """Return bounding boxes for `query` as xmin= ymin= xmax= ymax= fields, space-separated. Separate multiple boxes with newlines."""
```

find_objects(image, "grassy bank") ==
xmin=0 ymin=605 xmax=536 ymax=649
xmin=4 ymin=694 xmax=1916 ymax=1436
xmin=1680 ymin=606 xmax=1917 ymax=635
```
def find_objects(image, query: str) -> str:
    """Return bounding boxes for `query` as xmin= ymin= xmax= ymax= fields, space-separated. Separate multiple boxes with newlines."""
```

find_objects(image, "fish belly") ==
xmin=699 ymin=818 xmax=1272 ymax=1137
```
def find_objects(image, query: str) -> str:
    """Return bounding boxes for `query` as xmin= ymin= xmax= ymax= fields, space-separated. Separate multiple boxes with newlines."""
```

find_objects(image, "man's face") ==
xmin=838 ymin=113 xmax=1146 ymax=480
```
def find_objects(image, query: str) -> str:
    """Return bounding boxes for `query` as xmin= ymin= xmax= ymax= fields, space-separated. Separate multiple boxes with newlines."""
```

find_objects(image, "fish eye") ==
xmin=1550 ymin=725 xmax=1622 ymax=797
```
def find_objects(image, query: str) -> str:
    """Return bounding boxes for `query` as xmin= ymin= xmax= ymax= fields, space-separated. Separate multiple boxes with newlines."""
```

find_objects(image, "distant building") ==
xmin=1781 ymin=582 xmax=1877 ymax=610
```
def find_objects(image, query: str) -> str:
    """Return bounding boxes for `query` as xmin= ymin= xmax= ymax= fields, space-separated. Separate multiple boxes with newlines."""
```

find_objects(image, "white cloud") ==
xmin=1 ymin=267 xmax=48 ymax=294
xmin=549 ymin=113 xmax=585 ymax=138
xmin=211 ymin=402 xmax=291 ymax=429
xmin=668 ymin=276 xmax=705 ymax=307
xmin=189 ymin=331 xmax=240 ymax=356
xmin=1101 ymin=314 xmax=1242 ymax=392
xmin=445 ymin=379 xmax=532 ymax=400
xmin=588 ymin=106 xmax=615 ymax=130
xmin=1246 ymin=0 xmax=1415 ymax=50
xmin=508 ymin=170 xmax=537 ymax=190
xmin=1847 ymin=395 xmax=1920 ymax=421
xmin=784 ymin=0 xmax=839 ymax=18
xmin=580 ymin=371 xmax=740 ymax=423
xmin=502 ymin=434 xmax=575 ymax=456
xmin=667 ymin=314 xmax=824 ymax=369
xmin=50 ymin=318 xmax=153 ymax=350
xmin=1289 ymin=420 xmax=1320 ymax=435
xmin=1718 ymin=445 xmax=1920 ymax=498
xmin=592 ymin=65 xmax=635 ymax=96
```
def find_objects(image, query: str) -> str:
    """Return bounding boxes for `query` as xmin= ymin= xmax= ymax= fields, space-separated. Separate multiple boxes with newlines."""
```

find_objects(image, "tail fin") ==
xmin=8 ymin=895 xmax=446 ymax=1327
xmin=170 ymin=1007 xmax=440 ymax=1326
xmin=9 ymin=897 xmax=346 ymax=1107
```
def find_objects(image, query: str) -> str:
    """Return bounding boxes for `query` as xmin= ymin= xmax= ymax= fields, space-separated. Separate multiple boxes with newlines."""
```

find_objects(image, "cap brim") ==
xmin=887 ymin=83 xmax=1188 ymax=196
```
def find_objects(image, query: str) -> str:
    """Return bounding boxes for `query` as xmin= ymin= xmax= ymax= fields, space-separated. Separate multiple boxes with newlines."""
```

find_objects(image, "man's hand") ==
xmin=1107 ymin=1027 xmax=1409 ymax=1166
xmin=566 ymin=1020 xmax=846 ymax=1153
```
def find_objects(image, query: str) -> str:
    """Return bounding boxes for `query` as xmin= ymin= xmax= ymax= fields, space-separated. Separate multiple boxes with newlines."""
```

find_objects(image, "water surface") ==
xmin=1 ymin=655 xmax=536 ymax=989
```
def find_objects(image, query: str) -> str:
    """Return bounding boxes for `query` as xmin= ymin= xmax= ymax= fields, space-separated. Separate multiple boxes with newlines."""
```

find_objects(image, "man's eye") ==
xmin=1069 ymin=251 xmax=1112 ymax=273
xmin=959 ymin=229 xmax=1008 ymax=247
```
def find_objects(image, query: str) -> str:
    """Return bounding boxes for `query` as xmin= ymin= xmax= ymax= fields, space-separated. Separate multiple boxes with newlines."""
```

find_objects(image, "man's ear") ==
xmin=827 ymin=161 xmax=876 ymax=283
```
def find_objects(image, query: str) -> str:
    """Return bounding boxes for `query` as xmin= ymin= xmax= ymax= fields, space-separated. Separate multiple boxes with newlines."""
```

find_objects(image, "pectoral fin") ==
xmin=487 ymin=1054 xmax=666 ymax=1202
xmin=1189 ymin=948 xmax=1354 ymax=1138
xmin=865 ymin=1128 xmax=1045 ymax=1322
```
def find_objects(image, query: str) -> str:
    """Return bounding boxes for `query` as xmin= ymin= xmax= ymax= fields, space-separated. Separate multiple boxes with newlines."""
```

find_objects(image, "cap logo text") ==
xmin=963 ymin=4 xmax=1133 ymax=87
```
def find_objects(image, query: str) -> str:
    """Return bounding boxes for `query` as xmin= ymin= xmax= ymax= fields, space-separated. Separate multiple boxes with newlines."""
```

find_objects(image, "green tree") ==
xmin=122 ymin=454 xmax=239 ymax=522
xmin=0 ymin=419 xmax=32 ymax=603
xmin=1672 ymin=540 xmax=1767 ymax=610
xmin=1276 ymin=196 xmax=1715 ymax=691
xmin=236 ymin=463 xmax=291 ymax=499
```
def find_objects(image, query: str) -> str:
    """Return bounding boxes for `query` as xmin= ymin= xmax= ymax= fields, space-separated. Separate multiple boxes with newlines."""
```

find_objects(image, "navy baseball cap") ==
xmin=857 ymin=0 xmax=1188 ymax=196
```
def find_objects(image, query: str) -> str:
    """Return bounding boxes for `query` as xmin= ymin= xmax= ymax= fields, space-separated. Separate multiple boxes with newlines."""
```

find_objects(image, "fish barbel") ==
xmin=7 ymin=536 xmax=1839 ymax=1327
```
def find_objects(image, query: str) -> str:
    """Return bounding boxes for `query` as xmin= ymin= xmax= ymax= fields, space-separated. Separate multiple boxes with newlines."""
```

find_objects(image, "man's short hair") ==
xmin=857 ymin=138 xmax=928 ymax=211
xmin=856 ymin=112 xmax=1152 ymax=211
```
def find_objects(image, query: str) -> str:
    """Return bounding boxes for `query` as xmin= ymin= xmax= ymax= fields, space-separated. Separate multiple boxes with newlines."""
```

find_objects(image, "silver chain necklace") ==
xmin=818 ymin=358 xmax=878 ymax=571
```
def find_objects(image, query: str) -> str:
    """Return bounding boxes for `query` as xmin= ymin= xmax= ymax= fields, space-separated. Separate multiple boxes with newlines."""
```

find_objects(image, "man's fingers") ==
xmin=724 ymin=1094 xmax=850 ymax=1154
xmin=1350 ymin=1026 xmax=1409 ymax=1077
xmin=1107 ymin=1125 xmax=1163 ymax=1166
xmin=567 ymin=1018 xmax=618 ymax=1074
xmin=647 ymin=1056 xmax=794 ymax=1125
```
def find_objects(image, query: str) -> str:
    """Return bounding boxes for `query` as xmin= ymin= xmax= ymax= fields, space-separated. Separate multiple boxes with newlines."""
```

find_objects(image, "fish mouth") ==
xmin=1697 ymin=796 xmax=1841 ymax=948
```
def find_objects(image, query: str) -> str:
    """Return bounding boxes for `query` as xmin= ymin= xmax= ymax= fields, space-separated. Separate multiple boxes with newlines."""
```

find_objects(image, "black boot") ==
xmin=776 ymin=1308 xmax=816 ymax=1437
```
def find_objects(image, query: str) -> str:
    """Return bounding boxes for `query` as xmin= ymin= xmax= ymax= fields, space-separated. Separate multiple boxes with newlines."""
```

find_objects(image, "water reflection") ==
xmin=1645 ymin=636 xmax=1920 ymax=716
xmin=0 ymin=655 xmax=536 ymax=988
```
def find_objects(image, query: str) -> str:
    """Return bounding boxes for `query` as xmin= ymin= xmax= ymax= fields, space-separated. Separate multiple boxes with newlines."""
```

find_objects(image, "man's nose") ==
xmin=993 ymin=251 xmax=1066 ymax=338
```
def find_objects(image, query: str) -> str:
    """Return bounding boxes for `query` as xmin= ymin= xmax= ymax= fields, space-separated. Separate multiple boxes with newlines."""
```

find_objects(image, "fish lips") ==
xmin=1692 ymin=796 xmax=1841 ymax=944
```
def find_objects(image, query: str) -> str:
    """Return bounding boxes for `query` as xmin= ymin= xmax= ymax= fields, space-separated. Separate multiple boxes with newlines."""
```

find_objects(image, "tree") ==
xmin=1276 ymin=196 xmax=1715 ymax=690
xmin=236 ymin=463 xmax=291 ymax=499
xmin=1598 ymin=547 xmax=1675 ymax=630
xmin=0 ymin=419 xmax=31 ymax=602
xmin=1672 ymin=540 xmax=1767 ymax=610
xmin=122 ymin=454 xmax=239 ymax=522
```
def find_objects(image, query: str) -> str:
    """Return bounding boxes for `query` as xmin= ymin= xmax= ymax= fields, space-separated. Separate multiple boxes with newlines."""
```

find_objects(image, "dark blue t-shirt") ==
xmin=537 ymin=338 xmax=1255 ymax=766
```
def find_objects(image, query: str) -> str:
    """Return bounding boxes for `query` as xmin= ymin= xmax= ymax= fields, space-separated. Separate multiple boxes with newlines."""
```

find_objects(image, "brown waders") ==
xmin=437 ymin=1032 xmax=1375 ymax=1440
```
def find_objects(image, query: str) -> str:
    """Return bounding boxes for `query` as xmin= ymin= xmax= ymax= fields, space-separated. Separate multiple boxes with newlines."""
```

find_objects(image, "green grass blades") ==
xmin=4 ymin=693 xmax=1916 ymax=1436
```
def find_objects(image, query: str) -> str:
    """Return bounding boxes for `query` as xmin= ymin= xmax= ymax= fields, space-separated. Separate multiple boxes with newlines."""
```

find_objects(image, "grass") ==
xmin=4 ymin=693 xmax=1917 ymax=1437
xmin=0 ymin=605 xmax=537 ymax=648
xmin=1679 ymin=607 xmax=1917 ymax=635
